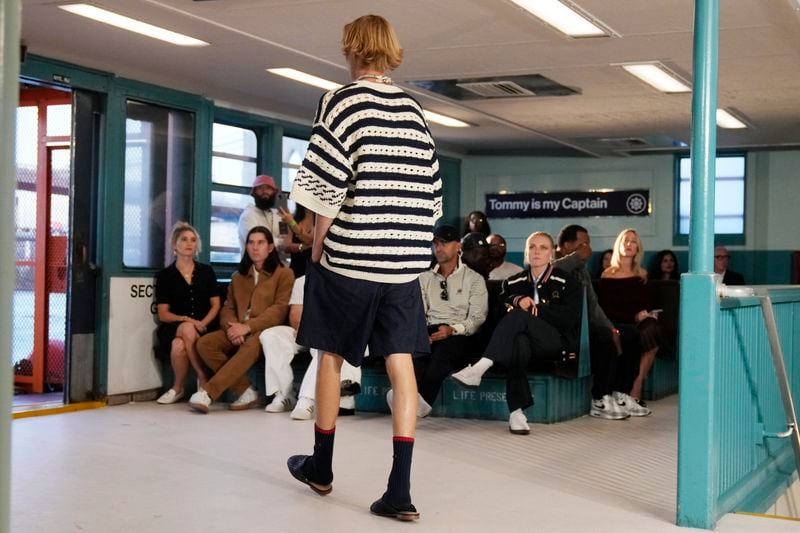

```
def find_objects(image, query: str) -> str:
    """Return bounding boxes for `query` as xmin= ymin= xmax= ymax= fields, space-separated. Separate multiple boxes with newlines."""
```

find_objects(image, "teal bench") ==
xmin=355 ymin=290 xmax=593 ymax=423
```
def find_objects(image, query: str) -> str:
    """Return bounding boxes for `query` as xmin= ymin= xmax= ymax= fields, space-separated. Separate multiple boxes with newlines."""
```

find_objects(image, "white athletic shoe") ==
xmin=290 ymin=398 xmax=315 ymax=420
xmin=265 ymin=391 xmax=296 ymax=413
xmin=188 ymin=388 xmax=212 ymax=413
xmin=451 ymin=365 xmax=482 ymax=388
xmin=508 ymin=409 xmax=530 ymax=435
xmin=590 ymin=394 xmax=629 ymax=420
xmin=230 ymin=386 xmax=259 ymax=411
xmin=613 ymin=391 xmax=651 ymax=417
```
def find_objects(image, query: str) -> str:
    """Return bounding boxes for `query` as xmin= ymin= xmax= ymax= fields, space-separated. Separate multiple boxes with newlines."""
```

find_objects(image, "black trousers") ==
xmin=484 ymin=310 xmax=562 ymax=412
xmin=589 ymin=325 xmax=619 ymax=400
xmin=414 ymin=332 xmax=474 ymax=405
xmin=611 ymin=323 xmax=643 ymax=394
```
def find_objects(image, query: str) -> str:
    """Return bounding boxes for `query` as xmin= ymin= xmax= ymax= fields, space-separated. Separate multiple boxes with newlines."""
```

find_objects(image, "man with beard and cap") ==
xmin=238 ymin=174 xmax=287 ymax=262
xmin=487 ymin=233 xmax=523 ymax=281
xmin=386 ymin=224 xmax=487 ymax=417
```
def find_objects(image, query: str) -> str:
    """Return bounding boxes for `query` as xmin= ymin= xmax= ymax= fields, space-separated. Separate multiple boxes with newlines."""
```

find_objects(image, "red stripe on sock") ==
xmin=393 ymin=436 xmax=415 ymax=443
xmin=315 ymin=425 xmax=336 ymax=435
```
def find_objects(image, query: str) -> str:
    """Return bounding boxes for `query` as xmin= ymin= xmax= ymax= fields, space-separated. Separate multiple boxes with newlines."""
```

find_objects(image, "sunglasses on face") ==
xmin=714 ymin=255 xmax=729 ymax=260
xmin=440 ymin=279 xmax=449 ymax=301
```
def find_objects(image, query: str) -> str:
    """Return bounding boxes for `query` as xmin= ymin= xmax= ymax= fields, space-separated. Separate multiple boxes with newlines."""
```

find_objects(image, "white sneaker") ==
xmin=386 ymin=389 xmax=394 ymax=413
xmin=451 ymin=365 xmax=482 ymax=387
xmin=265 ymin=391 xmax=296 ymax=413
xmin=590 ymin=395 xmax=629 ymax=420
xmin=613 ymin=391 xmax=651 ymax=417
xmin=508 ymin=409 xmax=530 ymax=435
xmin=417 ymin=394 xmax=432 ymax=418
xmin=291 ymin=398 xmax=315 ymax=420
xmin=230 ymin=387 xmax=259 ymax=411
xmin=156 ymin=388 xmax=184 ymax=405
xmin=385 ymin=390 xmax=430 ymax=418
xmin=188 ymin=388 xmax=212 ymax=413
xmin=339 ymin=395 xmax=355 ymax=411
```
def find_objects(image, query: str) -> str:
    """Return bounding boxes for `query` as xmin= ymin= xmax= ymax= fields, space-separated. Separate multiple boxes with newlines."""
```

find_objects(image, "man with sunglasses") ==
xmin=389 ymin=225 xmax=488 ymax=417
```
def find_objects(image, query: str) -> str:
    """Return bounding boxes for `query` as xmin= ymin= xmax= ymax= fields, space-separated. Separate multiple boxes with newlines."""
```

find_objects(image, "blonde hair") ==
xmin=341 ymin=15 xmax=403 ymax=72
xmin=170 ymin=221 xmax=201 ymax=256
xmin=523 ymin=231 xmax=555 ymax=266
xmin=610 ymin=228 xmax=646 ymax=279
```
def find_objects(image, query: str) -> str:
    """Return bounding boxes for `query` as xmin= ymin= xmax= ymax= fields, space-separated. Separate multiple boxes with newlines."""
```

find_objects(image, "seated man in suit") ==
xmin=714 ymin=245 xmax=745 ymax=285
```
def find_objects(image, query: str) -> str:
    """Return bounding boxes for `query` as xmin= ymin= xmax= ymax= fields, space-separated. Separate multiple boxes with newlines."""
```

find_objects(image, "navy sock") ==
xmin=307 ymin=425 xmax=335 ymax=484
xmin=384 ymin=436 xmax=414 ymax=506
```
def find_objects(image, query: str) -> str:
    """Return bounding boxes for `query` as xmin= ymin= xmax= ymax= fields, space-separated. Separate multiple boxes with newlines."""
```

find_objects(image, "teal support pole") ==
xmin=0 ymin=2 xmax=21 ymax=532
xmin=677 ymin=0 xmax=720 ymax=529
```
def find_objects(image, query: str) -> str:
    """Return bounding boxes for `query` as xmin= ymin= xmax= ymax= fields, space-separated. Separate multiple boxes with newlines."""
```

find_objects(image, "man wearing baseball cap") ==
xmin=387 ymin=224 xmax=487 ymax=416
xmin=237 ymin=175 xmax=286 ymax=260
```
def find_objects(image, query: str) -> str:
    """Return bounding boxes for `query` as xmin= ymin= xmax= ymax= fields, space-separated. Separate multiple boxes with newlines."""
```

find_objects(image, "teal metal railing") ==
xmin=714 ymin=288 xmax=799 ymax=515
xmin=681 ymin=287 xmax=800 ymax=527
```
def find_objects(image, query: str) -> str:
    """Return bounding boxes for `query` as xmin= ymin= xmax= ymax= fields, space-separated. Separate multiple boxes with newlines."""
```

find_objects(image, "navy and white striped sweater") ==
xmin=291 ymin=80 xmax=443 ymax=283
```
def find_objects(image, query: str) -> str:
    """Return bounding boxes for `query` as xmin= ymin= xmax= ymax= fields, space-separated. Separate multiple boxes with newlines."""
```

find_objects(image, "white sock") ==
xmin=473 ymin=357 xmax=494 ymax=376
xmin=509 ymin=408 xmax=527 ymax=425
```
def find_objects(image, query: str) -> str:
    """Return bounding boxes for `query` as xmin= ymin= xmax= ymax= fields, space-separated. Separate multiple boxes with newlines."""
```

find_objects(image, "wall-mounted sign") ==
xmin=485 ymin=189 xmax=650 ymax=219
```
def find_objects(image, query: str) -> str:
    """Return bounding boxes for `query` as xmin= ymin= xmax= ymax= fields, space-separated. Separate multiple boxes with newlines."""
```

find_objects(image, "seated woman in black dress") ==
xmin=154 ymin=222 xmax=221 ymax=404
xmin=452 ymin=231 xmax=581 ymax=435
xmin=596 ymin=228 xmax=660 ymax=416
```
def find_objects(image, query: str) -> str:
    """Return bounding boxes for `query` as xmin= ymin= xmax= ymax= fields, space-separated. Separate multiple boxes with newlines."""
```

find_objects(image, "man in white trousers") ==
xmin=259 ymin=276 xmax=360 ymax=419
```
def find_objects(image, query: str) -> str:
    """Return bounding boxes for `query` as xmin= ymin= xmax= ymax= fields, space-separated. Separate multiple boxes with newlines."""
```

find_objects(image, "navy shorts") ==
xmin=296 ymin=263 xmax=430 ymax=367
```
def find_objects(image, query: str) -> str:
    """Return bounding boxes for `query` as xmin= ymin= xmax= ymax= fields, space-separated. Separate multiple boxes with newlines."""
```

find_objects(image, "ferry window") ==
xmin=210 ymin=123 xmax=257 ymax=263
xmin=676 ymin=154 xmax=745 ymax=237
xmin=123 ymin=100 xmax=194 ymax=268
xmin=281 ymin=136 xmax=309 ymax=192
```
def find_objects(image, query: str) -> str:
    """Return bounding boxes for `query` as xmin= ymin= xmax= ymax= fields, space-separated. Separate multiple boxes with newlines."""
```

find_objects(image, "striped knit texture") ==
xmin=291 ymin=80 xmax=443 ymax=283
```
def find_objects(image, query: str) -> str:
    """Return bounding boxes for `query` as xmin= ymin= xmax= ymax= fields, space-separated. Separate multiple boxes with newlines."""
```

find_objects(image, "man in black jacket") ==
xmin=714 ymin=246 xmax=745 ymax=285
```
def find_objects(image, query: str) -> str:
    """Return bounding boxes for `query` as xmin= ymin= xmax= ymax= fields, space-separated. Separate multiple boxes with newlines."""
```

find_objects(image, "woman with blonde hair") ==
xmin=596 ymin=228 xmax=661 ymax=415
xmin=452 ymin=231 xmax=582 ymax=435
xmin=154 ymin=222 xmax=221 ymax=404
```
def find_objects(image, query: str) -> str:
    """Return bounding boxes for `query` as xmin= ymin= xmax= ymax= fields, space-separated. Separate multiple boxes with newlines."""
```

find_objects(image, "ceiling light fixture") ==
xmin=267 ymin=68 xmax=341 ymax=91
xmin=616 ymin=62 xmax=692 ymax=93
xmin=423 ymin=110 xmax=470 ymax=128
xmin=267 ymin=68 xmax=471 ymax=127
xmin=509 ymin=0 xmax=611 ymax=38
xmin=716 ymin=109 xmax=748 ymax=129
xmin=58 ymin=4 xmax=209 ymax=46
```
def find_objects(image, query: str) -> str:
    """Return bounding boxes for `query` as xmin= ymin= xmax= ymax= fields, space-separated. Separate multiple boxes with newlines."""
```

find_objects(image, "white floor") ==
xmin=10 ymin=395 xmax=796 ymax=532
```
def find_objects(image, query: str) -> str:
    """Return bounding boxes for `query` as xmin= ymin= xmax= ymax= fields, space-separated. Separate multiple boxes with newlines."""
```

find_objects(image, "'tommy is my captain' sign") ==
xmin=485 ymin=189 xmax=650 ymax=219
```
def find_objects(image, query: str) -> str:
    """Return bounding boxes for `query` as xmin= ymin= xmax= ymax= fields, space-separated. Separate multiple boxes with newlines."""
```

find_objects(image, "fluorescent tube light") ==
xmin=58 ymin=4 xmax=208 ymax=47
xmin=268 ymin=68 xmax=470 ymax=127
xmin=423 ymin=110 xmax=470 ymax=128
xmin=716 ymin=109 xmax=747 ymax=129
xmin=267 ymin=68 xmax=342 ymax=91
xmin=509 ymin=0 xmax=610 ymax=38
xmin=618 ymin=62 xmax=692 ymax=93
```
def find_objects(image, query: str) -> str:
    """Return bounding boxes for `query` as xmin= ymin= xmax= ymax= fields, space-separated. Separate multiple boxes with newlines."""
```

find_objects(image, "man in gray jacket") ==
xmin=389 ymin=224 xmax=488 ymax=417
xmin=555 ymin=224 xmax=647 ymax=419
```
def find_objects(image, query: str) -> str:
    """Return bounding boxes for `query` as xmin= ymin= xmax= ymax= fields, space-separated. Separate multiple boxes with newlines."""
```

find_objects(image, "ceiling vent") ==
xmin=455 ymin=81 xmax=536 ymax=98
xmin=409 ymin=74 xmax=579 ymax=101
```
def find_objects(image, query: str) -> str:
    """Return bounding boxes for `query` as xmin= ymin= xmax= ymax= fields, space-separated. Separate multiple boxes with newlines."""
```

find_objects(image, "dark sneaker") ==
xmin=370 ymin=495 xmax=420 ymax=521
xmin=287 ymin=455 xmax=332 ymax=496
